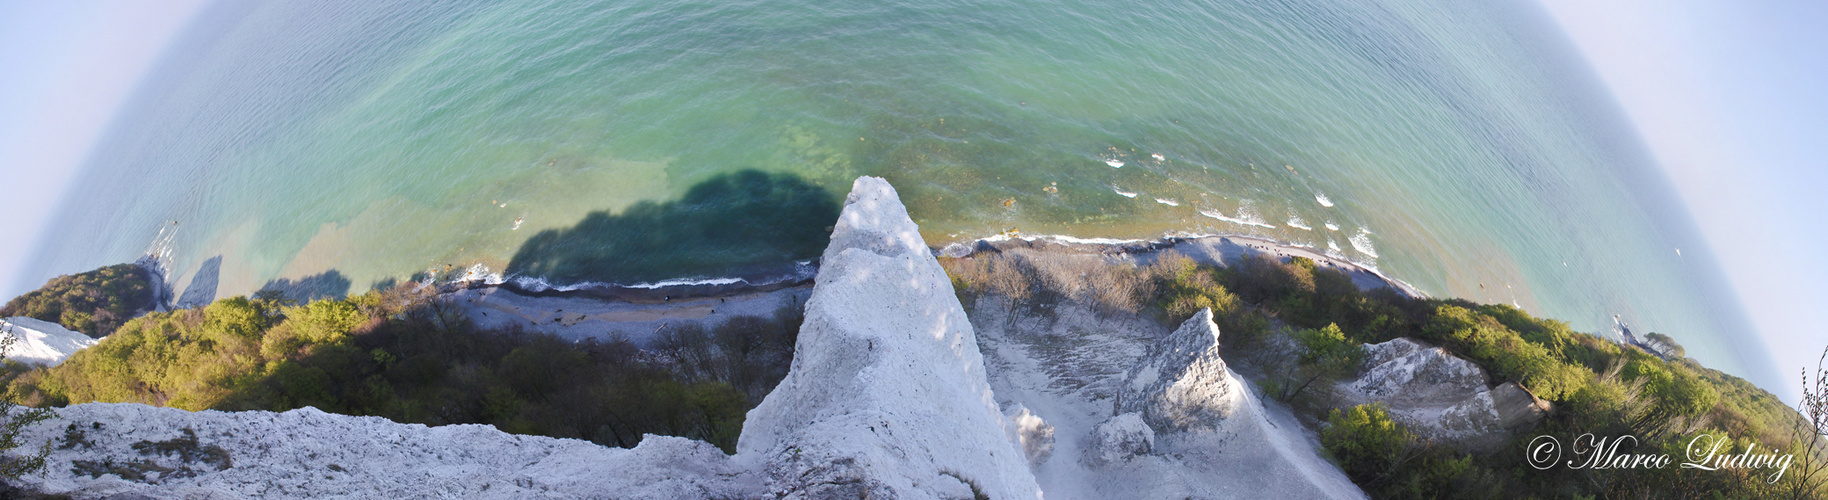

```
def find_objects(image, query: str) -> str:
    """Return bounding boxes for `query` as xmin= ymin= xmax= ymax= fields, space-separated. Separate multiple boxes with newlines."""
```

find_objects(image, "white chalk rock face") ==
xmin=1083 ymin=412 xmax=1153 ymax=466
xmin=737 ymin=177 xmax=1042 ymax=499
xmin=1340 ymin=338 xmax=1548 ymax=448
xmin=1349 ymin=337 xmax=1486 ymax=401
xmin=2 ymin=317 xmax=99 ymax=367
xmin=14 ymin=404 xmax=760 ymax=499
xmin=1114 ymin=308 xmax=1235 ymax=432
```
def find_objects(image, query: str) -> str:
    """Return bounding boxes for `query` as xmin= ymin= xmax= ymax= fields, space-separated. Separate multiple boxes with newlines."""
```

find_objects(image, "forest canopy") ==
xmin=1 ymin=264 xmax=154 ymax=338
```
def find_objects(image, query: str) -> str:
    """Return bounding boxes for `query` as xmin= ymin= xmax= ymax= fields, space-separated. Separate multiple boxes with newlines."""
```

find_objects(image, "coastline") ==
xmin=431 ymin=232 xmax=1425 ymax=349
xmin=433 ymin=261 xmax=818 ymax=347
xmin=942 ymin=233 xmax=1427 ymax=299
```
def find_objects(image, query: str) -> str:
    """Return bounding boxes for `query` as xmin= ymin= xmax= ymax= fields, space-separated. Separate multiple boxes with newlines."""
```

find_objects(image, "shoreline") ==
xmin=941 ymin=232 xmax=1427 ymax=299
xmin=430 ymin=232 xmax=1425 ymax=348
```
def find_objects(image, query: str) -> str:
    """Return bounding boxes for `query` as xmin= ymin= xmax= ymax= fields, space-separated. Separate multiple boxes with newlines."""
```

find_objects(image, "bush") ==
xmin=1422 ymin=305 xmax=1588 ymax=401
xmin=1322 ymin=404 xmax=1502 ymax=499
xmin=1264 ymin=324 xmax=1365 ymax=402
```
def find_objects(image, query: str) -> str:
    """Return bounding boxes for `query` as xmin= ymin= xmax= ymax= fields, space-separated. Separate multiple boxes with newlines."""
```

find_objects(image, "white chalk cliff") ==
xmin=2 ymin=316 xmax=99 ymax=367
xmin=736 ymin=176 xmax=1042 ymax=499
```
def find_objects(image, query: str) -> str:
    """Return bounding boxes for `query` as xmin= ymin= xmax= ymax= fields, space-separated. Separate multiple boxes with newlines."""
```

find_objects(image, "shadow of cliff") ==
xmin=505 ymin=170 xmax=839 ymax=284
xmin=259 ymin=270 xmax=353 ymax=303
xmin=174 ymin=256 xmax=222 ymax=309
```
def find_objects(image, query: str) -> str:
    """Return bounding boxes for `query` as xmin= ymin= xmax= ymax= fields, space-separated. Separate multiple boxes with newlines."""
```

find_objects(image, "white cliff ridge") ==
xmin=737 ymin=176 xmax=1042 ymax=499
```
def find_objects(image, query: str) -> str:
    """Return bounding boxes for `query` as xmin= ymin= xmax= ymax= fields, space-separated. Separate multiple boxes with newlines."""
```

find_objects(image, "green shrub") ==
xmin=1322 ymin=404 xmax=1503 ymax=498
xmin=1266 ymin=324 xmax=1365 ymax=402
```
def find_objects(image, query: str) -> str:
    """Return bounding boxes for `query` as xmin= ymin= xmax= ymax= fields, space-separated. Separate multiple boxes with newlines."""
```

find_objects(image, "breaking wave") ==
xmin=1348 ymin=228 xmax=1378 ymax=258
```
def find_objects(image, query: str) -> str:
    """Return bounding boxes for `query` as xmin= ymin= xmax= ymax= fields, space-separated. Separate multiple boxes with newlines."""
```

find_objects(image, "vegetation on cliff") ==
xmin=942 ymin=248 xmax=1817 ymax=498
xmin=6 ymin=286 xmax=798 ymax=453
xmin=2 ymin=264 xmax=154 ymax=338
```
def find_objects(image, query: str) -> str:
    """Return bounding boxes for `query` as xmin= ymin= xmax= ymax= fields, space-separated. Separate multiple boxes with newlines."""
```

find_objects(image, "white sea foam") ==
xmin=624 ymin=277 xmax=747 ymax=289
xmin=1233 ymin=200 xmax=1277 ymax=228
xmin=1349 ymin=228 xmax=1378 ymax=258
xmin=1327 ymin=239 xmax=1341 ymax=253
xmin=1105 ymin=159 xmax=1125 ymax=168
xmin=1315 ymin=192 xmax=1334 ymax=207
xmin=1286 ymin=211 xmax=1312 ymax=231
xmin=975 ymin=233 xmax=1149 ymax=246
xmin=454 ymin=263 xmax=508 ymax=285
xmin=1197 ymin=206 xmax=1276 ymax=229
xmin=1112 ymin=187 xmax=1139 ymax=198
xmin=1324 ymin=221 xmax=1340 ymax=231
xmin=1154 ymin=198 xmax=1180 ymax=206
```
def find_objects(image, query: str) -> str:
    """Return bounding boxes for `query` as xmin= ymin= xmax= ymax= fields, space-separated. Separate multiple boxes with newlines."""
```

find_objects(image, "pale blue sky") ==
xmin=0 ymin=0 xmax=209 ymax=300
xmin=1538 ymin=0 xmax=1827 ymax=400
xmin=0 ymin=0 xmax=1821 ymax=398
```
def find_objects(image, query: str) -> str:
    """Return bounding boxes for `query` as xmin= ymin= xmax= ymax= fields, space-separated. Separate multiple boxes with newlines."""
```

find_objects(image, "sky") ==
xmin=0 ymin=1 xmax=1821 ymax=400
xmin=1535 ymin=0 xmax=1828 ymax=401
xmin=0 ymin=0 xmax=211 ymax=300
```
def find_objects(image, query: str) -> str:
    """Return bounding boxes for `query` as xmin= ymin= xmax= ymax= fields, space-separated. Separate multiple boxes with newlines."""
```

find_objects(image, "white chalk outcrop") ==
xmin=1114 ymin=309 xmax=1236 ymax=432
xmin=3 ymin=317 xmax=99 ymax=367
xmin=1338 ymin=338 xmax=1548 ymax=448
xmin=968 ymin=268 xmax=1366 ymax=500
xmin=13 ymin=404 xmax=759 ymax=498
xmin=738 ymin=176 xmax=1042 ymax=499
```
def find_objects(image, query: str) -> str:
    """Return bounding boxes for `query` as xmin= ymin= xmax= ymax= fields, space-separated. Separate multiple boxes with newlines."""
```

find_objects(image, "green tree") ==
xmin=1266 ymin=323 xmax=1365 ymax=401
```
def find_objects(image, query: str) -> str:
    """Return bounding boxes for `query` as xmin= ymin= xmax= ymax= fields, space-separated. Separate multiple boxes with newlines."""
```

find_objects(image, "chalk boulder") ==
xmin=1083 ymin=412 xmax=1154 ymax=466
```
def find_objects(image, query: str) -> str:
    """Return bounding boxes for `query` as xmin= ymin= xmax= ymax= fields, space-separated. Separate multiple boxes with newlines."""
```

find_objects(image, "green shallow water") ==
xmin=23 ymin=0 xmax=1778 ymax=390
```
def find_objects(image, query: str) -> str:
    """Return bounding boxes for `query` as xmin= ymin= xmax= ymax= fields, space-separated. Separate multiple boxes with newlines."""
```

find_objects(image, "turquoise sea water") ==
xmin=21 ymin=0 xmax=1779 ymax=390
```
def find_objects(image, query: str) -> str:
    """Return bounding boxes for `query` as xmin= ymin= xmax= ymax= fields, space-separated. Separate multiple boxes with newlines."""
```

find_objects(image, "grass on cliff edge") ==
xmin=942 ymin=249 xmax=1819 ymax=499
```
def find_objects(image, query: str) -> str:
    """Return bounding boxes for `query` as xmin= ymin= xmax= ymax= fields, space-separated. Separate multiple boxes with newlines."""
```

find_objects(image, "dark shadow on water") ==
xmin=369 ymin=277 xmax=399 ymax=293
xmin=175 ymin=256 xmax=222 ymax=309
xmin=260 ymin=270 xmax=352 ymax=303
xmin=506 ymin=170 xmax=839 ymax=284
